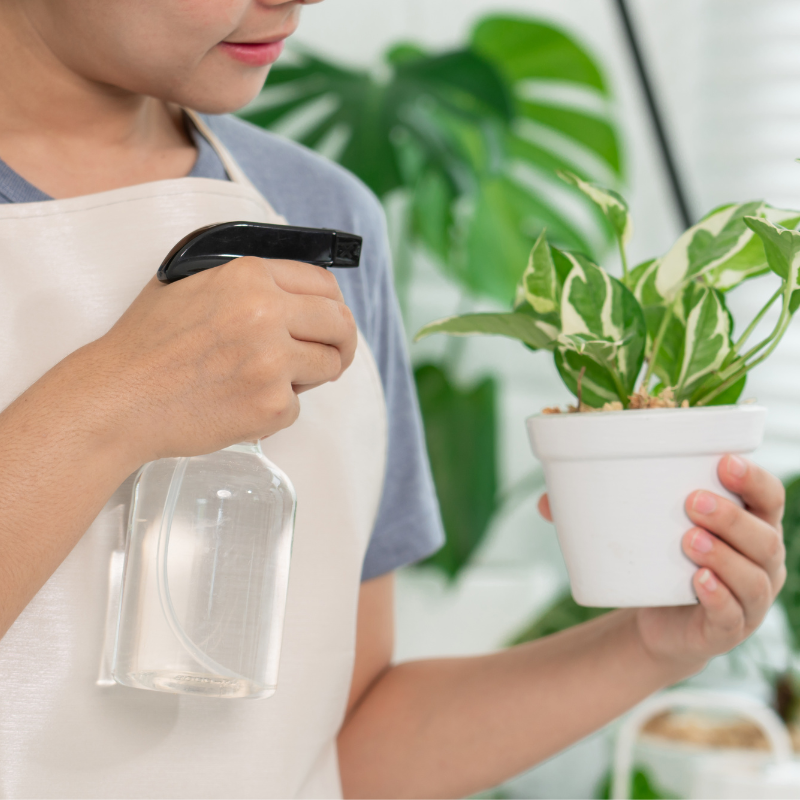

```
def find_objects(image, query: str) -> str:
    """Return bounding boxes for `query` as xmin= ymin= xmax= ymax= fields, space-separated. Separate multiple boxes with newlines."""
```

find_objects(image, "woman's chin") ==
xmin=164 ymin=68 xmax=271 ymax=115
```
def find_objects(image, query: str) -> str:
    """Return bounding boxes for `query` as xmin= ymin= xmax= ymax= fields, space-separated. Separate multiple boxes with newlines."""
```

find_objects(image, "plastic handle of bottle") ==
xmin=156 ymin=458 xmax=245 ymax=682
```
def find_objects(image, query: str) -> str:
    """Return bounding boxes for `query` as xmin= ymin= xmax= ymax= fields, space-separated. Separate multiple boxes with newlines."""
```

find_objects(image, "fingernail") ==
xmin=691 ymin=529 xmax=714 ymax=554
xmin=728 ymin=455 xmax=747 ymax=478
xmin=698 ymin=569 xmax=718 ymax=592
xmin=693 ymin=491 xmax=718 ymax=515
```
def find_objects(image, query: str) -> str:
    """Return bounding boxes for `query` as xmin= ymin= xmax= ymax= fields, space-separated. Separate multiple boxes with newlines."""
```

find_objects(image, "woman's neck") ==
xmin=0 ymin=4 xmax=196 ymax=199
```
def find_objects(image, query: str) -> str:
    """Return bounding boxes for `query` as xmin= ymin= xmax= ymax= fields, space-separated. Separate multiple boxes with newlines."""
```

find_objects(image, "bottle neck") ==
xmin=224 ymin=440 xmax=264 ymax=455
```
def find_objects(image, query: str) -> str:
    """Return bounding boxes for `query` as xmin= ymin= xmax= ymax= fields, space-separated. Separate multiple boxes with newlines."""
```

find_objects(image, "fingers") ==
xmin=284 ymin=293 xmax=357 ymax=374
xmin=287 ymin=340 xmax=344 ymax=388
xmin=692 ymin=567 xmax=747 ymax=649
xmin=227 ymin=257 xmax=356 ymax=374
xmin=683 ymin=528 xmax=776 ymax=629
xmin=682 ymin=459 xmax=787 ymax=649
xmin=264 ymin=258 xmax=345 ymax=302
xmin=717 ymin=455 xmax=785 ymax=528
xmin=686 ymin=490 xmax=785 ymax=584
xmin=538 ymin=493 xmax=552 ymax=521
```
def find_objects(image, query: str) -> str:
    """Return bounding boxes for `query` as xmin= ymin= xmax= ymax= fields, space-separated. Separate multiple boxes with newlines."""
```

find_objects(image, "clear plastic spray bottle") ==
xmin=111 ymin=222 xmax=362 ymax=698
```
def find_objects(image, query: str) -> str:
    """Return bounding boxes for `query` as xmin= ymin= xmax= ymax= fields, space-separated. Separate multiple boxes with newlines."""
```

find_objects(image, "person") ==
xmin=0 ymin=1 xmax=787 ymax=798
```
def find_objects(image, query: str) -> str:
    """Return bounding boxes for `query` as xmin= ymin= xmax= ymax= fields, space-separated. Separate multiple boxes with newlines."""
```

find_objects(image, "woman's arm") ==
xmin=0 ymin=258 xmax=357 ymax=639
xmin=0 ymin=345 xmax=143 ymax=637
xmin=339 ymin=580 xmax=677 ymax=799
xmin=339 ymin=456 xmax=786 ymax=799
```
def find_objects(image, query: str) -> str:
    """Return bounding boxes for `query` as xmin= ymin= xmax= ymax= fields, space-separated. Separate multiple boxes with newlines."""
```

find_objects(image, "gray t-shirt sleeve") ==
xmin=353 ymin=201 xmax=446 ymax=581
xmin=202 ymin=114 xmax=445 ymax=581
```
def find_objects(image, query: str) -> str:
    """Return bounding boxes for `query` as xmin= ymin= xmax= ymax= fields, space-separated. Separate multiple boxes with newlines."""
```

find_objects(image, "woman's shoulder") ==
xmin=200 ymin=113 xmax=384 ymax=234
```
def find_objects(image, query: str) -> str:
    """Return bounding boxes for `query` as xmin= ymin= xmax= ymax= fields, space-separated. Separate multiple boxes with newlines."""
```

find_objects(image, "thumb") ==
xmin=538 ymin=493 xmax=552 ymax=521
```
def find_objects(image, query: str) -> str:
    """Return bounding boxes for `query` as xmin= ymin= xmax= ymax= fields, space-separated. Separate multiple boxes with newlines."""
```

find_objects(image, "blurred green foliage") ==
xmin=779 ymin=474 xmax=800 ymax=646
xmin=509 ymin=592 xmax=610 ymax=645
xmin=241 ymin=14 xmax=622 ymax=578
xmin=414 ymin=364 xmax=497 ymax=578
xmin=242 ymin=15 xmax=622 ymax=305
xmin=596 ymin=767 xmax=677 ymax=799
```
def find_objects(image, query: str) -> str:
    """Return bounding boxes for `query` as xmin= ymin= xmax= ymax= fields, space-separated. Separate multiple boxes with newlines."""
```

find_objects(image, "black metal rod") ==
xmin=613 ymin=0 xmax=694 ymax=228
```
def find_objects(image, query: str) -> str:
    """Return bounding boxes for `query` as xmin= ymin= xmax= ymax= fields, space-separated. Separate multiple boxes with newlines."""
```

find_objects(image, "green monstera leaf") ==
xmin=415 ymin=364 xmax=498 ymax=578
xmin=242 ymin=15 xmax=623 ymax=304
xmin=779 ymin=475 xmax=800 ymax=649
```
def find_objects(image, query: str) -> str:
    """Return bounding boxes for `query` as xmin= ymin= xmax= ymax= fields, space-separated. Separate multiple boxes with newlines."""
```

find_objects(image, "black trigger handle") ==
xmin=158 ymin=221 xmax=362 ymax=283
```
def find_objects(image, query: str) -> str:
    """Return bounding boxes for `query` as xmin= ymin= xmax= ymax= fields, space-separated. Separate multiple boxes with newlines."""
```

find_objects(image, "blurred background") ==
xmin=244 ymin=1 xmax=800 ymax=796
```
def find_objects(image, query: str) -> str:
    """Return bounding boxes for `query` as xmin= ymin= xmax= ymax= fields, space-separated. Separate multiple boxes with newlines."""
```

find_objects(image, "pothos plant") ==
xmin=416 ymin=172 xmax=800 ymax=410
xmin=242 ymin=15 xmax=625 ymax=577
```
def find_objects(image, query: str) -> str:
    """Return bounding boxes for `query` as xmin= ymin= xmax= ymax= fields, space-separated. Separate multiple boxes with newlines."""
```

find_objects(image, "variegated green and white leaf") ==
xmin=704 ymin=206 xmax=800 ymax=290
xmin=560 ymin=252 xmax=621 ymax=338
xmin=558 ymin=251 xmax=646 ymax=394
xmin=744 ymin=216 xmax=800 ymax=291
xmin=645 ymin=307 xmax=686 ymax=388
xmin=675 ymin=286 xmax=732 ymax=400
xmin=554 ymin=349 xmax=623 ymax=407
xmin=414 ymin=311 xmax=558 ymax=351
xmin=654 ymin=201 xmax=766 ymax=301
xmin=514 ymin=230 xmax=559 ymax=314
xmin=631 ymin=258 xmax=663 ymax=308
xmin=556 ymin=332 xmax=625 ymax=367
xmin=558 ymin=171 xmax=632 ymax=246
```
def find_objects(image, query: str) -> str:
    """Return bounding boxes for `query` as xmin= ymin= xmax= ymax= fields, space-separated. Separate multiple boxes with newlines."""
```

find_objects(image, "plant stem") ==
xmin=694 ymin=364 xmax=748 ymax=407
xmin=618 ymin=237 xmax=630 ymax=287
xmin=696 ymin=288 xmax=795 ymax=406
xmin=641 ymin=300 xmax=675 ymax=390
xmin=713 ymin=292 xmax=790 ymax=386
xmin=731 ymin=285 xmax=782 ymax=357
xmin=611 ymin=370 xmax=630 ymax=407
xmin=737 ymin=322 xmax=784 ymax=365
xmin=443 ymin=291 xmax=471 ymax=371
xmin=704 ymin=283 xmax=789 ymax=389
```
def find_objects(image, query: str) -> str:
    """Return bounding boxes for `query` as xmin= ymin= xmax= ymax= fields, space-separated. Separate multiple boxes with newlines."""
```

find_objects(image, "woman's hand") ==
xmin=76 ymin=256 xmax=357 ymax=464
xmin=538 ymin=455 xmax=786 ymax=675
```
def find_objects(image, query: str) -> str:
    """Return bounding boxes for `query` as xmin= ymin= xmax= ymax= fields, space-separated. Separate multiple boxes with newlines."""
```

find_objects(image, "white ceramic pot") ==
xmin=526 ymin=405 xmax=766 ymax=607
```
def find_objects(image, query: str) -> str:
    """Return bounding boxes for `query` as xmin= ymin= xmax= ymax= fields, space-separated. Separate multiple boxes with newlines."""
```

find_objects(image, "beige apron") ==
xmin=0 ymin=112 xmax=388 ymax=799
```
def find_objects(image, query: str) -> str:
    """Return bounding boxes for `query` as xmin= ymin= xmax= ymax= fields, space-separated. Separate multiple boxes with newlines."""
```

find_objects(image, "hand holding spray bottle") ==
xmin=112 ymin=222 xmax=362 ymax=699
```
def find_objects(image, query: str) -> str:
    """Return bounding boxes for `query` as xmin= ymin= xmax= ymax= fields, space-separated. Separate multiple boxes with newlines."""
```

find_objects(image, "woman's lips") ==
xmin=218 ymin=39 xmax=285 ymax=67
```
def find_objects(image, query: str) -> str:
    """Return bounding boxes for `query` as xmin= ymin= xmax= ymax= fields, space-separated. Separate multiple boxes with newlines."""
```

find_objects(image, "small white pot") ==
xmin=611 ymin=688 xmax=795 ymax=800
xmin=526 ymin=405 xmax=766 ymax=607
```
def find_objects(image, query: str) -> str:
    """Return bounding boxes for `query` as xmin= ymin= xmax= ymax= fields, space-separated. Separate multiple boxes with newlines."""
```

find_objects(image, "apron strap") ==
xmin=183 ymin=108 xmax=286 ymax=224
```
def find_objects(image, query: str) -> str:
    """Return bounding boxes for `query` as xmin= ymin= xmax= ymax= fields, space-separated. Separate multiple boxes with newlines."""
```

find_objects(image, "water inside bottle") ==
xmin=123 ymin=670 xmax=275 ymax=699
xmin=113 ymin=442 xmax=295 ymax=698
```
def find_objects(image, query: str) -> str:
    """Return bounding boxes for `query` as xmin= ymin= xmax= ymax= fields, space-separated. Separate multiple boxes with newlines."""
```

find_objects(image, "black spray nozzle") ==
xmin=158 ymin=221 xmax=362 ymax=283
